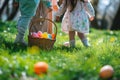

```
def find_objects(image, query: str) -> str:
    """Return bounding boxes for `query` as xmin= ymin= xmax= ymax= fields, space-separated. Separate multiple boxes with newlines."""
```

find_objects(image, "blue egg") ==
xmin=48 ymin=34 xmax=52 ymax=39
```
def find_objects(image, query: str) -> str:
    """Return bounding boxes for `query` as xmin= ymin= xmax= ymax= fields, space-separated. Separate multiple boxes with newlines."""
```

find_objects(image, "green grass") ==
xmin=0 ymin=21 xmax=120 ymax=80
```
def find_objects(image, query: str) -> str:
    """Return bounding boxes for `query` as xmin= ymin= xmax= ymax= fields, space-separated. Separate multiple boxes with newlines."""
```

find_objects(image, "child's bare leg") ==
xmin=69 ymin=31 xmax=75 ymax=47
xmin=77 ymin=32 xmax=85 ymax=40
xmin=77 ymin=32 xmax=90 ymax=47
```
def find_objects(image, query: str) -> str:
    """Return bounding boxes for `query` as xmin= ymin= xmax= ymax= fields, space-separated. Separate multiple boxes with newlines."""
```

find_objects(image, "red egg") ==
xmin=100 ymin=65 xmax=114 ymax=79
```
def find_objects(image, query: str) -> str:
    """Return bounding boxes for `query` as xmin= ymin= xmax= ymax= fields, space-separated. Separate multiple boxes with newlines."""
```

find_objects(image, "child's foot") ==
xmin=14 ymin=34 xmax=27 ymax=47
xmin=14 ymin=35 xmax=27 ymax=47
xmin=63 ymin=42 xmax=70 ymax=47
xmin=82 ymin=38 xmax=91 ymax=47
xmin=14 ymin=40 xmax=28 ymax=47
xmin=70 ymin=40 xmax=75 ymax=48
xmin=63 ymin=40 xmax=75 ymax=48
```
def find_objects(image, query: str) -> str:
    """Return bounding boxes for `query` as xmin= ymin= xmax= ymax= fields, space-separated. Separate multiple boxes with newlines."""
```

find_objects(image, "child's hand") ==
xmin=56 ymin=16 xmax=60 ymax=22
xmin=89 ymin=17 xmax=94 ymax=21
xmin=13 ymin=0 xmax=19 ymax=7
xmin=84 ymin=0 xmax=88 ymax=3
xmin=13 ymin=2 xmax=19 ymax=7
xmin=46 ymin=8 xmax=52 ymax=13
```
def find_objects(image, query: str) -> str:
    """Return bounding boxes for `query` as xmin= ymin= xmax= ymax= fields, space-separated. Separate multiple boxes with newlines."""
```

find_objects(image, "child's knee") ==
xmin=18 ymin=17 xmax=32 ymax=28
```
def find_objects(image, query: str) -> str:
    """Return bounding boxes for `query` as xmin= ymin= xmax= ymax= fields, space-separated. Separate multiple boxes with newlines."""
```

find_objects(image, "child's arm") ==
xmin=42 ymin=0 xmax=52 ymax=13
xmin=56 ymin=0 xmax=66 ymax=16
xmin=84 ymin=0 xmax=95 ymax=21
xmin=42 ymin=0 xmax=52 ymax=8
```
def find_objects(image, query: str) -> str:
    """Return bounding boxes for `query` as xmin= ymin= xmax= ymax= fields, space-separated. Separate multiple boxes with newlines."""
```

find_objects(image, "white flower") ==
xmin=0 ymin=69 xmax=3 ymax=75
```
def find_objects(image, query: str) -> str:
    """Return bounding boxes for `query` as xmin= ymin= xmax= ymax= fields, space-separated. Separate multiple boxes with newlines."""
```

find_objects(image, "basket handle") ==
xmin=29 ymin=18 xmax=57 ymax=39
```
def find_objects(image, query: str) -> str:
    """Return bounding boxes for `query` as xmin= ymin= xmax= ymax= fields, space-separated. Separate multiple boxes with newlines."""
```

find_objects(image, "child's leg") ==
xmin=77 ymin=32 xmax=90 ymax=47
xmin=14 ymin=16 xmax=32 ymax=46
xmin=14 ymin=0 xmax=39 ymax=46
xmin=69 ymin=31 xmax=75 ymax=47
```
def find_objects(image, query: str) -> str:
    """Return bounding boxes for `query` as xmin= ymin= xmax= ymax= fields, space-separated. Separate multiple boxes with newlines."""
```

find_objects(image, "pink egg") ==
xmin=32 ymin=32 xmax=39 ymax=38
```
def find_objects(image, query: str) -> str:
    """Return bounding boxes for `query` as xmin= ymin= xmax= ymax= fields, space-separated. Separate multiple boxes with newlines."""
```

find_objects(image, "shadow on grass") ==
xmin=0 ymin=36 xmax=27 ymax=53
xmin=53 ymin=45 xmax=82 ymax=52
xmin=71 ymin=71 xmax=117 ymax=80
xmin=62 ymin=69 xmax=97 ymax=80
xmin=61 ymin=69 xmax=119 ymax=80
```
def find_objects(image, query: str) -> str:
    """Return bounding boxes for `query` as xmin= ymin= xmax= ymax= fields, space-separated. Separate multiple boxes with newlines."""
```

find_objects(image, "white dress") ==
xmin=56 ymin=0 xmax=95 ymax=33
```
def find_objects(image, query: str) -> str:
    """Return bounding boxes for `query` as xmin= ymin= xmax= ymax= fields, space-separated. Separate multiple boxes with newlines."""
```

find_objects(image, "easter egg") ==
xmin=37 ymin=31 xmax=42 ymax=38
xmin=52 ymin=34 xmax=55 ymax=40
xmin=99 ymin=65 xmax=114 ymax=79
xmin=42 ymin=32 xmax=48 ymax=38
xmin=48 ymin=34 xmax=52 ymax=39
xmin=34 ymin=62 xmax=48 ymax=75
xmin=32 ymin=32 xmax=39 ymax=38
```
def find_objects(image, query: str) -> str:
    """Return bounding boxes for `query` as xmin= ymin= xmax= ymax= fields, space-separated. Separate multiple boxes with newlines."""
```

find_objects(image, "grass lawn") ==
xmin=0 ymin=21 xmax=120 ymax=80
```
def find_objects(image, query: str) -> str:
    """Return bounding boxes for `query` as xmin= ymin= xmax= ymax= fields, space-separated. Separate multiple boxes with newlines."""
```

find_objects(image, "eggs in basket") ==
xmin=31 ymin=31 xmax=55 ymax=40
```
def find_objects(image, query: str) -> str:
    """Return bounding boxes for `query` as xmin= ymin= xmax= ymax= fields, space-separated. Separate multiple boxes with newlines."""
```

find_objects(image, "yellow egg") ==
xmin=100 ymin=65 xmax=114 ymax=79
xmin=42 ymin=32 xmax=48 ymax=38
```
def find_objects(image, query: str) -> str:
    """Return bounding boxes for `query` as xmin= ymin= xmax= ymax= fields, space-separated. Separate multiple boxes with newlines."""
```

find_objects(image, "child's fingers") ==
xmin=56 ymin=16 xmax=60 ymax=22
xmin=13 ymin=2 xmax=19 ymax=7
xmin=89 ymin=17 xmax=94 ymax=21
xmin=13 ymin=0 xmax=19 ymax=7
xmin=46 ymin=8 xmax=52 ymax=13
xmin=84 ymin=0 xmax=88 ymax=3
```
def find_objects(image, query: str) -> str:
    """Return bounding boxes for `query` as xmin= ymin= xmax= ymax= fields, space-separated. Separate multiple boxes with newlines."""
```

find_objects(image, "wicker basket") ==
xmin=28 ymin=18 xmax=57 ymax=50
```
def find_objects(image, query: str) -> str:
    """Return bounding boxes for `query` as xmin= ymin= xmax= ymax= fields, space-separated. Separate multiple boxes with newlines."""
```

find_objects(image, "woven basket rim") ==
xmin=28 ymin=35 xmax=56 ymax=41
xmin=29 ymin=17 xmax=58 ymax=38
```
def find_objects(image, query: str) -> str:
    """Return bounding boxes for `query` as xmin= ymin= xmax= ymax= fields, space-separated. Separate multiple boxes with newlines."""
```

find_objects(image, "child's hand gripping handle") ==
xmin=13 ymin=0 xmax=19 ymax=7
xmin=89 ymin=17 xmax=94 ymax=21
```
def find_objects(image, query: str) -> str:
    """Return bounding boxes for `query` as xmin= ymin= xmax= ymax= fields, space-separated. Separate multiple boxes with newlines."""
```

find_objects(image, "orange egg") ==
xmin=100 ymin=65 xmax=114 ymax=79
xmin=52 ymin=34 xmax=56 ymax=40
xmin=34 ymin=62 xmax=48 ymax=75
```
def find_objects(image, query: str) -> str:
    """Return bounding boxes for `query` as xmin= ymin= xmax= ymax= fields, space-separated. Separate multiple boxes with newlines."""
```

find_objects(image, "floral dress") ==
xmin=56 ymin=0 xmax=95 ymax=33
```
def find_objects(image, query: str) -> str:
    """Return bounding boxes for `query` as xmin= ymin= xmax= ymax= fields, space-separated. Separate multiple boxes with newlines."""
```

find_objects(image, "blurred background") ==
xmin=0 ymin=0 xmax=120 ymax=30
